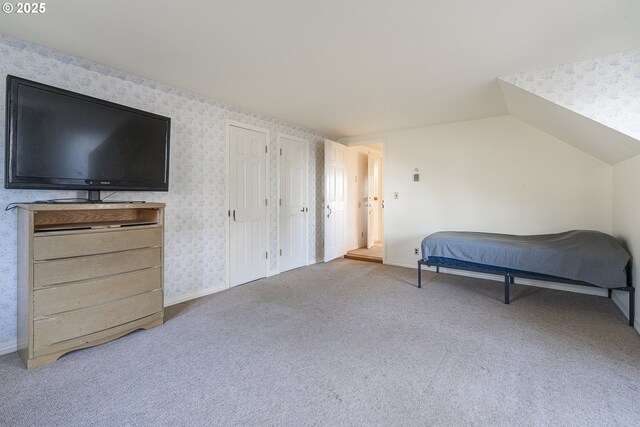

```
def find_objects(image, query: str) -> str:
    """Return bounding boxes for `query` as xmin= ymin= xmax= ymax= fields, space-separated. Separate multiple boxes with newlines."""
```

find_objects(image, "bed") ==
xmin=417 ymin=230 xmax=635 ymax=326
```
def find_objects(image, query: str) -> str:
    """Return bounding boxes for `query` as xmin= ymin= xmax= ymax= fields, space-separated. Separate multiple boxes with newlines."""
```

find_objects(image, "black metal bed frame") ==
xmin=417 ymin=258 xmax=635 ymax=327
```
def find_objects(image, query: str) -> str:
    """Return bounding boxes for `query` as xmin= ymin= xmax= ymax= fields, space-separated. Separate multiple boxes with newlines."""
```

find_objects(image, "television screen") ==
xmin=5 ymin=75 xmax=170 ymax=192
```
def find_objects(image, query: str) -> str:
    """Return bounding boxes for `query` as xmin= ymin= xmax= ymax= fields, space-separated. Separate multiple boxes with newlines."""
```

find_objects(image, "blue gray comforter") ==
xmin=421 ymin=230 xmax=630 ymax=289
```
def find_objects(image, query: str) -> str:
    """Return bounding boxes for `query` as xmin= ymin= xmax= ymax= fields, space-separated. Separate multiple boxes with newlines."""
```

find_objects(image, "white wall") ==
xmin=612 ymin=154 xmax=640 ymax=329
xmin=343 ymin=115 xmax=613 ymax=268
xmin=0 ymin=36 xmax=329 ymax=351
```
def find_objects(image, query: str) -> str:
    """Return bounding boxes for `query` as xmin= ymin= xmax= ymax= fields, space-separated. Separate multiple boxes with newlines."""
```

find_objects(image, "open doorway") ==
xmin=344 ymin=142 xmax=384 ymax=263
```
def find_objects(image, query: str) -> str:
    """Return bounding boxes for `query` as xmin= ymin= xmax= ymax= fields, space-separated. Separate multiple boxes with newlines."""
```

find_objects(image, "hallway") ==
xmin=345 ymin=242 xmax=383 ymax=263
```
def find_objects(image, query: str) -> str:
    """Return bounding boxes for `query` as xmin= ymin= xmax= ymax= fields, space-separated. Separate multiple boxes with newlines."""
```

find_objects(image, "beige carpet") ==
xmin=1 ymin=259 xmax=639 ymax=425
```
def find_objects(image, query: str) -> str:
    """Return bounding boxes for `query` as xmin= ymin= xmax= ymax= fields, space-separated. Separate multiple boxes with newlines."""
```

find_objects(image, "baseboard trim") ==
xmin=445 ymin=268 xmax=606 ymax=297
xmin=396 ymin=259 xmax=638 ymax=331
xmin=611 ymin=291 xmax=639 ymax=334
xmin=611 ymin=291 xmax=628 ymax=317
xmin=164 ymin=283 xmax=228 ymax=307
xmin=391 ymin=260 xmax=608 ymax=297
xmin=385 ymin=261 xmax=418 ymax=269
xmin=0 ymin=340 xmax=17 ymax=356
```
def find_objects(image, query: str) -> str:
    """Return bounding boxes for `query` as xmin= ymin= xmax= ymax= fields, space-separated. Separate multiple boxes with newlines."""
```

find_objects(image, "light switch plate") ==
xmin=394 ymin=192 xmax=399 ymax=199
xmin=413 ymin=173 xmax=419 ymax=181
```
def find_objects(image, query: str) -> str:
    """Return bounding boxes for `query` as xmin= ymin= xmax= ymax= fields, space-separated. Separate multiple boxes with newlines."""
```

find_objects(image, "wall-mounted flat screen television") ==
xmin=4 ymin=75 xmax=170 ymax=199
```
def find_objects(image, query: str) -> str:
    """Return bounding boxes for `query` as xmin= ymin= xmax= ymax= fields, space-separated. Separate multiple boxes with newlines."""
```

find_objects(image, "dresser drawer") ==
xmin=33 ymin=247 xmax=162 ymax=288
xmin=34 ymin=268 xmax=162 ymax=317
xmin=34 ymin=227 xmax=162 ymax=260
xmin=33 ymin=289 xmax=162 ymax=349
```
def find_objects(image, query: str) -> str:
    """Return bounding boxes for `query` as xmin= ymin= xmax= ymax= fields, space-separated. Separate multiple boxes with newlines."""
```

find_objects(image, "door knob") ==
xmin=326 ymin=205 xmax=333 ymax=218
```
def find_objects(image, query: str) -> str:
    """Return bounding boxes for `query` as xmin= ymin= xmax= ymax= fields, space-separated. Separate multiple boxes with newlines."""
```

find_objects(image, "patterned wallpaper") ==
xmin=501 ymin=50 xmax=640 ymax=141
xmin=0 ymin=35 xmax=328 ymax=344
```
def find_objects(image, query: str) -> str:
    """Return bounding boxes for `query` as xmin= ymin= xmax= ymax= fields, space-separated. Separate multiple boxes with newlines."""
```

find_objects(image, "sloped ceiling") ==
xmin=1 ymin=0 xmax=639 ymax=137
xmin=500 ymin=51 xmax=640 ymax=165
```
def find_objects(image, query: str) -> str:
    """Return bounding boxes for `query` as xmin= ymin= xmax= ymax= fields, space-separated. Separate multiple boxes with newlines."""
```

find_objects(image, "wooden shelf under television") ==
xmin=16 ymin=203 xmax=164 ymax=233
xmin=34 ymin=219 xmax=160 ymax=232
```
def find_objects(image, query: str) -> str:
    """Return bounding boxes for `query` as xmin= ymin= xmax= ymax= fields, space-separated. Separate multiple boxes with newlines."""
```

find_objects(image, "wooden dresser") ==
xmin=16 ymin=203 xmax=165 ymax=369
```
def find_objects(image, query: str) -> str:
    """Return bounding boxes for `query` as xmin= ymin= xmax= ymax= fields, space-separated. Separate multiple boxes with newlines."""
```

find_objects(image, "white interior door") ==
xmin=373 ymin=155 xmax=382 ymax=243
xmin=366 ymin=152 xmax=375 ymax=249
xmin=229 ymin=125 xmax=267 ymax=287
xmin=279 ymin=136 xmax=308 ymax=272
xmin=324 ymin=139 xmax=347 ymax=262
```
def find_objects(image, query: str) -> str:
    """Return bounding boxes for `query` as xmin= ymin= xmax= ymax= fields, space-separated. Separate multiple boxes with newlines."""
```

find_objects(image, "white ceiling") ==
xmin=1 ymin=0 xmax=639 ymax=137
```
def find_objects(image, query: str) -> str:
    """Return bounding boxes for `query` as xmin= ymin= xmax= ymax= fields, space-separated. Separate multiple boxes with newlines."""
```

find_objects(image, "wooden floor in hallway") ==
xmin=344 ymin=242 xmax=383 ymax=263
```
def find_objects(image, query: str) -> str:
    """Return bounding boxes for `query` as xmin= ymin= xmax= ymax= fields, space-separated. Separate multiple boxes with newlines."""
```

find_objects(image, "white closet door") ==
xmin=324 ymin=139 xmax=347 ymax=262
xmin=229 ymin=125 xmax=267 ymax=287
xmin=279 ymin=136 xmax=308 ymax=272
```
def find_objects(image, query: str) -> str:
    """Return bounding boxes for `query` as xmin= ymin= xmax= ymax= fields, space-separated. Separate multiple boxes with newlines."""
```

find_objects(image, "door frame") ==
xmin=276 ymin=133 xmax=310 ymax=273
xmin=225 ymin=119 xmax=271 ymax=288
xmin=341 ymin=137 xmax=387 ymax=263
xmin=366 ymin=152 xmax=374 ymax=249
xmin=369 ymin=152 xmax=383 ymax=245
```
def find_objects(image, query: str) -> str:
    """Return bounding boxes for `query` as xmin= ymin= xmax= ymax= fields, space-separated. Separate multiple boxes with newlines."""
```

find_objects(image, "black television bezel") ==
xmin=4 ymin=75 xmax=171 ymax=192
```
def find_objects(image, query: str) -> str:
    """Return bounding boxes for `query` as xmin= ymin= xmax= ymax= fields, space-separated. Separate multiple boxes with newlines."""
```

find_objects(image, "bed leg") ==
xmin=436 ymin=266 xmax=440 ymax=273
xmin=629 ymin=287 xmax=635 ymax=327
xmin=504 ymin=275 xmax=510 ymax=304
xmin=417 ymin=260 xmax=422 ymax=289
xmin=608 ymin=289 xmax=612 ymax=299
